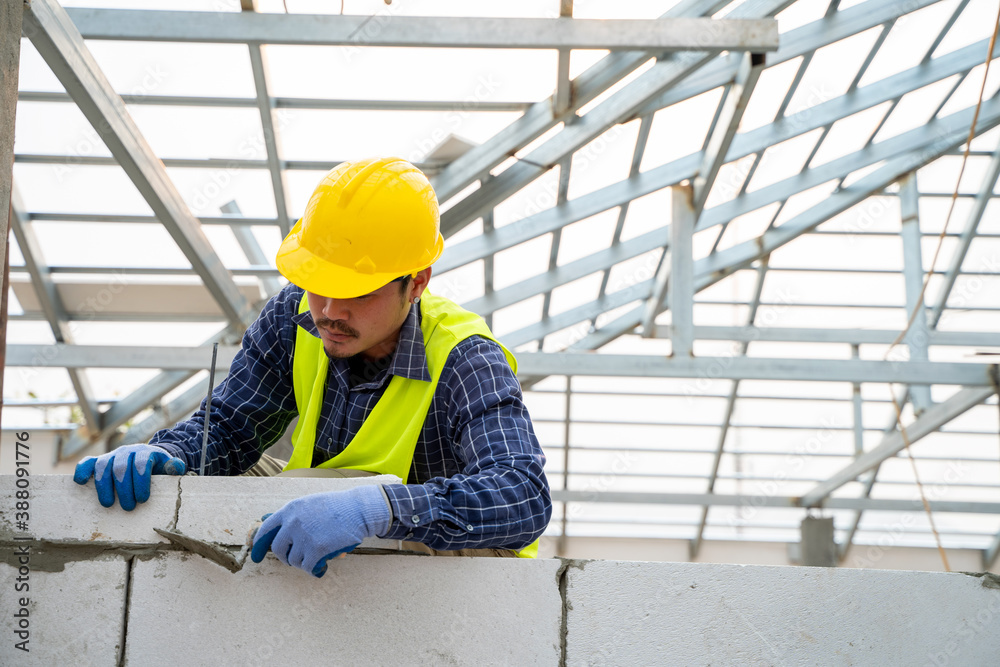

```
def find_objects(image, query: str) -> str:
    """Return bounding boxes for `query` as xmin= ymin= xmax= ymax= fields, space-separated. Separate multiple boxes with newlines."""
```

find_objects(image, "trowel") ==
xmin=154 ymin=523 xmax=259 ymax=574
xmin=153 ymin=343 xmax=256 ymax=574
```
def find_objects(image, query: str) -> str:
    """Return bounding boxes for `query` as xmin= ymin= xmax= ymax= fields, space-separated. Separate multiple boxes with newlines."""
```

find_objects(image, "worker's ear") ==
xmin=411 ymin=268 xmax=431 ymax=301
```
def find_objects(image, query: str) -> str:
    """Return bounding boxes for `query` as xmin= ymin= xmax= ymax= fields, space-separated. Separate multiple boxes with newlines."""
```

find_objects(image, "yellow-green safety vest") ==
xmin=285 ymin=291 xmax=539 ymax=558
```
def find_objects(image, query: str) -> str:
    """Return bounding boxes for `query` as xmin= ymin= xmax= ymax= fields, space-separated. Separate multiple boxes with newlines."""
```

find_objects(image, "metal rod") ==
xmin=199 ymin=342 xmax=219 ymax=477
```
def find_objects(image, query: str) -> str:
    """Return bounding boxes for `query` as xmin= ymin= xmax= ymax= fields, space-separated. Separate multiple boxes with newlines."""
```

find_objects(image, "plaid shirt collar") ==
xmin=291 ymin=301 xmax=432 ymax=383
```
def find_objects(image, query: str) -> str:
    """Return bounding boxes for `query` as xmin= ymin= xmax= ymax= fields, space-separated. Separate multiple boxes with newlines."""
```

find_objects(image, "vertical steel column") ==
xmin=553 ymin=0 xmax=573 ymax=117
xmin=669 ymin=185 xmax=695 ymax=356
xmin=899 ymin=173 xmax=932 ymax=415
xmin=0 ymin=0 xmax=23 ymax=432
xmin=850 ymin=344 xmax=864 ymax=457
xmin=482 ymin=208 xmax=495 ymax=332
xmin=558 ymin=376 xmax=573 ymax=557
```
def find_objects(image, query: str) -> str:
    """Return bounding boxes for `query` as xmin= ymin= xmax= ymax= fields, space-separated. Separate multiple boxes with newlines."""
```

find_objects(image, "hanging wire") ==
xmin=880 ymin=3 xmax=1000 ymax=573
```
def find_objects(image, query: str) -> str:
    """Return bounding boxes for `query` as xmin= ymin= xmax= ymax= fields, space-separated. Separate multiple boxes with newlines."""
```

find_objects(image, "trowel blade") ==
xmin=154 ymin=527 xmax=244 ymax=573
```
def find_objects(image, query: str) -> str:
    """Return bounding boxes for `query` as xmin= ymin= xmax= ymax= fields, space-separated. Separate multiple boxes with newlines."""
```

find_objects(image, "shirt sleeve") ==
xmin=149 ymin=286 xmax=301 ymax=476
xmin=379 ymin=337 xmax=552 ymax=551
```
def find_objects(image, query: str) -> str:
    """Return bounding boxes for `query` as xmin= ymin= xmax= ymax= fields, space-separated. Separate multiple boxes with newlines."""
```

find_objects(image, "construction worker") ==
xmin=74 ymin=157 xmax=552 ymax=576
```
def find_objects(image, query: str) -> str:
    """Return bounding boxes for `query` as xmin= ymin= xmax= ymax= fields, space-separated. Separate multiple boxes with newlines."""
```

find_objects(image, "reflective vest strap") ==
xmin=286 ymin=294 xmax=328 ymax=471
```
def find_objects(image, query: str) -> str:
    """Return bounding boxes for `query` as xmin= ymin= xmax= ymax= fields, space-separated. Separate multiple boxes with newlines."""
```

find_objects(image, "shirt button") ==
xmin=411 ymin=515 xmax=420 ymax=524
xmin=466 ymin=524 xmax=474 ymax=531
xmin=327 ymin=437 xmax=333 ymax=445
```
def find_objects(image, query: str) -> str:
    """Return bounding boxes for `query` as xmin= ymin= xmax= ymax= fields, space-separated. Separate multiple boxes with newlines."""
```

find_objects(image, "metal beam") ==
xmin=220 ymin=201 xmax=282 ymax=298
xmin=59 ymin=368 xmax=195 ymax=458
xmin=23 ymin=0 xmax=255 ymax=327
xmin=17 ymin=90 xmax=534 ymax=112
xmin=0 ymin=0 xmax=19 ymax=319
xmin=439 ymin=0 xmax=792 ymax=237
xmin=429 ymin=0 xmax=730 ymax=204
xmin=668 ymin=185 xmax=694 ymax=354
xmin=503 ymin=107 xmax=1000 ymax=360
xmin=12 ymin=344 xmax=996 ymax=386
xmin=246 ymin=42 xmax=291 ymax=238
xmin=24 ymin=212 xmax=281 ymax=226
xmin=118 ymin=375 xmax=210 ymax=448
xmin=539 ymin=156 xmax=573 ymax=350
xmin=553 ymin=0 xmax=574 ymax=117
xmin=596 ymin=113 xmax=654 ymax=308
xmin=678 ymin=326 xmax=1000 ymax=348
xmin=460 ymin=226 xmax=667 ymax=317
xmin=514 ymin=354 xmax=995 ymax=386
xmin=436 ymin=38 xmax=1000 ymax=278
xmin=7 ymin=344 xmax=239 ymax=371
xmin=899 ymin=173 xmax=933 ymax=414
xmin=12 ymin=153 xmax=442 ymax=175
xmin=440 ymin=49 xmax=717 ymax=236
xmin=637 ymin=0 xmax=942 ymax=118
xmin=556 ymin=104 xmax=1000 ymax=357
xmin=552 ymin=490 xmax=1000 ymax=514
xmin=57 ymin=321 xmax=245 ymax=458
xmin=799 ymin=386 xmax=997 ymax=507
xmin=9 ymin=186 xmax=100 ymax=434
xmin=984 ymin=520 xmax=1000 ymax=570
xmin=63 ymin=10 xmax=779 ymax=52
xmin=692 ymin=51 xmax=764 ymax=213
xmin=929 ymin=133 xmax=1000 ymax=329
xmin=0 ymin=0 xmax=21 ymax=435
xmin=433 ymin=0 xmax=920 ymax=226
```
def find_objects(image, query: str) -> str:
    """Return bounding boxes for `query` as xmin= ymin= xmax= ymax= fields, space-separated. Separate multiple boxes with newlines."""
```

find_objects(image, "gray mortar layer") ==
xmin=0 ymin=543 xmax=159 ymax=573
xmin=555 ymin=558 xmax=592 ymax=667
xmin=960 ymin=571 xmax=1000 ymax=589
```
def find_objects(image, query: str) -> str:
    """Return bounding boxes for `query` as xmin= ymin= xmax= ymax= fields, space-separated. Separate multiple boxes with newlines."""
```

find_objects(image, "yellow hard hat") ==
xmin=276 ymin=157 xmax=444 ymax=298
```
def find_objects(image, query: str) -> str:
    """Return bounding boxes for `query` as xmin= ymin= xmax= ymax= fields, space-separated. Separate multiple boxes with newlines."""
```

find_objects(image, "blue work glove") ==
xmin=74 ymin=443 xmax=186 ymax=511
xmin=250 ymin=485 xmax=392 ymax=578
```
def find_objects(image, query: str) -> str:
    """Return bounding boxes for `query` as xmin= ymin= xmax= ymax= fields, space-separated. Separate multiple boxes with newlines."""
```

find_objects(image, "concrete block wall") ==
xmin=2 ymin=475 xmax=1000 ymax=666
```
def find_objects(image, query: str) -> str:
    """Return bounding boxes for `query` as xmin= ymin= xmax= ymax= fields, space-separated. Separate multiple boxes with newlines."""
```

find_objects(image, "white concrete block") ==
xmin=126 ymin=551 xmax=562 ymax=666
xmin=0 ymin=474 xmax=178 ymax=545
xmin=175 ymin=475 xmax=405 ymax=550
xmin=0 ymin=554 xmax=128 ymax=666
xmin=564 ymin=560 xmax=1000 ymax=666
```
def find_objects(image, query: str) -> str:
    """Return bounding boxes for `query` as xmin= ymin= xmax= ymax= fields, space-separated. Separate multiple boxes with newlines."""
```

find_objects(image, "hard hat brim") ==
xmin=276 ymin=229 xmax=443 ymax=299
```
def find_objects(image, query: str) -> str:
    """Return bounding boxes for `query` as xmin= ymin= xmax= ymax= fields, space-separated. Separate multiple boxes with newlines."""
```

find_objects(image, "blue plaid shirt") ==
xmin=151 ymin=284 xmax=551 ymax=551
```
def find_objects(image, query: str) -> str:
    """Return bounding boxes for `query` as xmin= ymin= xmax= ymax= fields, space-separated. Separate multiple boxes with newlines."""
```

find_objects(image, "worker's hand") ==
xmin=250 ymin=485 xmax=392 ymax=578
xmin=73 ymin=443 xmax=186 ymax=511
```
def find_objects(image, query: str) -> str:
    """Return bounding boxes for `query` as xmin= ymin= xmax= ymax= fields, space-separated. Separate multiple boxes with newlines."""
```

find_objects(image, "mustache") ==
xmin=315 ymin=318 xmax=358 ymax=337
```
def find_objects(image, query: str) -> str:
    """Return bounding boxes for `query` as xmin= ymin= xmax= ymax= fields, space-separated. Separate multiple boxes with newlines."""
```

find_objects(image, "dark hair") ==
xmin=393 ymin=274 xmax=412 ymax=296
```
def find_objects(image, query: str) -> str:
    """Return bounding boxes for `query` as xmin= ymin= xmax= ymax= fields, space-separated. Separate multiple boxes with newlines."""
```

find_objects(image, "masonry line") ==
xmin=117 ymin=555 xmax=136 ymax=667
xmin=557 ymin=559 xmax=571 ymax=667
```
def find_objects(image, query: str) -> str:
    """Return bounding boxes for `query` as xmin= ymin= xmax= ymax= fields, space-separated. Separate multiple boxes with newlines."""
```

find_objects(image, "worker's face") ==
xmin=306 ymin=268 xmax=430 ymax=360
